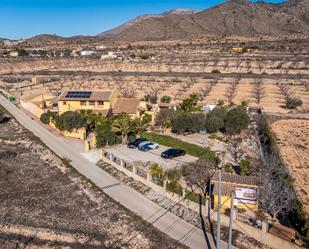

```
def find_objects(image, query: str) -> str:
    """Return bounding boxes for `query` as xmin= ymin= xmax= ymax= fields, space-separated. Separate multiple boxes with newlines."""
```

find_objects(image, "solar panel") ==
xmin=65 ymin=91 xmax=92 ymax=99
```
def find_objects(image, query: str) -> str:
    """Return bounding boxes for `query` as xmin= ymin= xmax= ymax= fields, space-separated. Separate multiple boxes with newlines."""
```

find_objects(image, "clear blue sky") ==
xmin=0 ymin=0 xmax=285 ymax=40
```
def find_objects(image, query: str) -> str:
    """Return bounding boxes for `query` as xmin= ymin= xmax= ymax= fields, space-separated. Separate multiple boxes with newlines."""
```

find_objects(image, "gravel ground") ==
xmin=0 ymin=110 xmax=188 ymax=249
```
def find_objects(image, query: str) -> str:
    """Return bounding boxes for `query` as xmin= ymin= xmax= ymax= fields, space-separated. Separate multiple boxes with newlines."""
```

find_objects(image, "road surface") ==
xmin=0 ymin=95 xmax=232 ymax=249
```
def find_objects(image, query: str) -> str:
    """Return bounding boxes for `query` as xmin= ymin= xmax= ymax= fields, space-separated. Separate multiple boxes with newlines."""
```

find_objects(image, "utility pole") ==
xmin=228 ymin=191 xmax=235 ymax=249
xmin=216 ymin=167 xmax=222 ymax=249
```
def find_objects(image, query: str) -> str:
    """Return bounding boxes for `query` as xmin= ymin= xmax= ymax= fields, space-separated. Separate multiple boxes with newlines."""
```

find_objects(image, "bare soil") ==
xmin=271 ymin=119 xmax=309 ymax=213
xmin=0 ymin=110 xmax=187 ymax=249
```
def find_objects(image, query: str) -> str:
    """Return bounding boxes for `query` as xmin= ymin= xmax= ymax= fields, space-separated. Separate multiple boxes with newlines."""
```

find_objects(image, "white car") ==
xmin=138 ymin=141 xmax=151 ymax=149
xmin=138 ymin=142 xmax=159 ymax=151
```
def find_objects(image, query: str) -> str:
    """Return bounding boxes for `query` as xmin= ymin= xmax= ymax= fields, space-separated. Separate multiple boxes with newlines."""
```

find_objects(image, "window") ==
xmin=80 ymin=101 xmax=87 ymax=106
xmin=63 ymin=101 xmax=67 ymax=105
xmin=97 ymin=101 xmax=104 ymax=106
xmin=89 ymin=101 xmax=95 ymax=106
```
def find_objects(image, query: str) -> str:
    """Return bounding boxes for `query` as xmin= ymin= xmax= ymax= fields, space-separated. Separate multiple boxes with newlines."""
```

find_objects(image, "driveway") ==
xmin=105 ymin=144 xmax=197 ymax=169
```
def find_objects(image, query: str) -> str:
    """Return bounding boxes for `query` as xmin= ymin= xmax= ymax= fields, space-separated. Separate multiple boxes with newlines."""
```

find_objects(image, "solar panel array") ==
xmin=65 ymin=91 xmax=92 ymax=99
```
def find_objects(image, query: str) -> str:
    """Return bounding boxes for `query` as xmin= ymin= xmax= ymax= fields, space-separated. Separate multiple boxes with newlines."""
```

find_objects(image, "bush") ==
xmin=225 ymin=163 xmax=234 ymax=174
xmin=205 ymin=115 xmax=224 ymax=133
xmin=141 ymin=132 xmax=216 ymax=159
xmin=171 ymin=112 xmax=194 ymax=134
xmin=240 ymin=157 xmax=250 ymax=175
xmin=143 ymin=94 xmax=158 ymax=104
xmin=185 ymin=191 xmax=206 ymax=205
xmin=55 ymin=111 xmax=86 ymax=132
xmin=224 ymin=107 xmax=249 ymax=134
xmin=160 ymin=95 xmax=171 ymax=103
xmin=96 ymin=119 xmax=121 ymax=147
xmin=171 ymin=112 xmax=206 ymax=134
xmin=40 ymin=111 xmax=51 ymax=124
xmin=286 ymin=97 xmax=303 ymax=109
xmin=205 ymin=107 xmax=227 ymax=133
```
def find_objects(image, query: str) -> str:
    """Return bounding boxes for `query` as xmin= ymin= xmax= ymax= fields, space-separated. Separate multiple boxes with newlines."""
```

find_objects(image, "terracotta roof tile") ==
xmin=112 ymin=98 xmax=140 ymax=114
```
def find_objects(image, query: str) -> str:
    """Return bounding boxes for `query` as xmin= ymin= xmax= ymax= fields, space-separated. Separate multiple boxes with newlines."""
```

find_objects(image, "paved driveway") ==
xmin=105 ymin=144 xmax=197 ymax=169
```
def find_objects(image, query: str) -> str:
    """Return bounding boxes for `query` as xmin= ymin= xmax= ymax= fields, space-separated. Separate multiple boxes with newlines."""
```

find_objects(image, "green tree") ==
xmin=96 ymin=118 xmax=120 ymax=147
xmin=165 ymin=168 xmax=182 ymax=196
xmin=160 ymin=95 xmax=171 ymax=103
xmin=224 ymin=107 xmax=249 ymax=134
xmin=155 ymin=109 xmax=175 ymax=132
xmin=171 ymin=112 xmax=193 ymax=134
xmin=55 ymin=111 xmax=86 ymax=132
xmin=205 ymin=107 xmax=227 ymax=133
xmin=150 ymin=163 xmax=164 ymax=185
xmin=134 ymin=114 xmax=151 ymax=136
xmin=40 ymin=111 xmax=52 ymax=124
xmin=240 ymin=157 xmax=250 ymax=175
xmin=112 ymin=114 xmax=135 ymax=144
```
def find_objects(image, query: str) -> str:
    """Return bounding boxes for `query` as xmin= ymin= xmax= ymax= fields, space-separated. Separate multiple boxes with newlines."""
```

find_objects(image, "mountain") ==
xmin=98 ymin=0 xmax=309 ymax=41
xmin=24 ymin=34 xmax=67 ymax=45
xmin=99 ymin=8 xmax=200 ymax=38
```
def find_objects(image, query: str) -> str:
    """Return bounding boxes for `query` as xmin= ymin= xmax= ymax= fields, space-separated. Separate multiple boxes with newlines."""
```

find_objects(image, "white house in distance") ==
xmin=81 ymin=50 xmax=96 ymax=56
xmin=101 ymin=51 xmax=117 ymax=59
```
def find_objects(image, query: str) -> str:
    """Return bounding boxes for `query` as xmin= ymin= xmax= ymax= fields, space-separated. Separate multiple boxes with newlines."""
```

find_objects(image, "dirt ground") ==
xmin=271 ymin=119 xmax=309 ymax=213
xmin=0 ymin=110 xmax=187 ymax=249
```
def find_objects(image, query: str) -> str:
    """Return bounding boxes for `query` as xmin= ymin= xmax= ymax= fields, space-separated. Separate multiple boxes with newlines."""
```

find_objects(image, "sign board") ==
xmin=235 ymin=187 xmax=257 ymax=205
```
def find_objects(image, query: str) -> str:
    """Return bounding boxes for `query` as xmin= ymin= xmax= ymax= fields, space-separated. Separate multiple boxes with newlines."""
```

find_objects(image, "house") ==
xmin=200 ymin=103 xmax=217 ymax=113
xmin=211 ymin=172 xmax=260 ymax=212
xmin=9 ymin=51 xmax=19 ymax=57
xmin=80 ymin=50 xmax=96 ymax=56
xmin=101 ymin=51 xmax=117 ymax=59
xmin=231 ymin=47 xmax=243 ymax=53
xmin=112 ymin=98 xmax=141 ymax=118
xmin=58 ymin=90 xmax=118 ymax=116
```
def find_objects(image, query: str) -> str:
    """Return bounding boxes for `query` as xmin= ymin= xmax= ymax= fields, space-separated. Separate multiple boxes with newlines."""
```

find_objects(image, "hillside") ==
xmin=98 ymin=0 xmax=309 ymax=41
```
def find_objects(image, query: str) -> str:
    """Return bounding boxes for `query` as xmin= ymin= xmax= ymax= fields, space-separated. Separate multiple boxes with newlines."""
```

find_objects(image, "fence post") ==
xmin=262 ymin=221 xmax=269 ymax=234
xmin=84 ymin=141 xmax=90 ymax=152
xmin=133 ymin=165 xmax=137 ymax=175
xmin=100 ymin=148 xmax=104 ymax=159
xmin=147 ymin=173 xmax=152 ymax=182
xmin=163 ymin=180 xmax=168 ymax=192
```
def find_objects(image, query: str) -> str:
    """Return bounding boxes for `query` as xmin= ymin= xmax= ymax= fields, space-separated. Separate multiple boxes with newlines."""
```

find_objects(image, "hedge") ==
xmin=141 ymin=132 xmax=216 ymax=159
xmin=185 ymin=191 xmax=206 ymax=205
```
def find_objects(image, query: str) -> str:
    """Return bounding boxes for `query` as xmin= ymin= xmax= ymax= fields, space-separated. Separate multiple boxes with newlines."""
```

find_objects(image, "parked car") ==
xmin=137 ymin=141 xmax=151 ymax=149
xmin=161 ymin=148 xmax=186 ymax=159
xmin=127 ymin=138 xmax=147 ymax=148
xmin=138 ymin=142 xmax=159 ymax=152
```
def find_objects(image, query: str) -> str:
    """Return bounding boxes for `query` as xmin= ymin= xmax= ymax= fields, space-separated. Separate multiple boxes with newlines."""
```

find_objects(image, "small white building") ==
xmin=201 ymin=104 xmax=217 ymax=113
xmin=96 ymin=45 xmax=107 ymax=50
xmin=101 ymin=51 xmax=117 ymax=59
xmin=9 ymin=51 xmax=19 ymax=57
xmin=81 ymin=50 xmax=96 ymax=56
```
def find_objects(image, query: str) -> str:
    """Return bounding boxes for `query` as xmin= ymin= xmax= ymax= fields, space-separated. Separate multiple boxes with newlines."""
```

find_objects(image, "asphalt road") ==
xmin=0 ymin=94 xmax=232 ymax=249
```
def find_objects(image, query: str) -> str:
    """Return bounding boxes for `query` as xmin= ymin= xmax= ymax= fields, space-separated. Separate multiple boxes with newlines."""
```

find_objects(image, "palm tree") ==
xmin=134 ymin=114 xmax=151 ymax=137
xmin=112 ymin=114 xmax=135 ymax=144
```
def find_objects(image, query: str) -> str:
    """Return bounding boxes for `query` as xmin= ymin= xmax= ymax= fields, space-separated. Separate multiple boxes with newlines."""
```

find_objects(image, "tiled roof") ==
xmin=213 ymin=172 xmax=260 ymax=186
xmin=112 ymin=98 xmax=140 ymax=114
xmin=59 ymin=90 xmax=113 ymax=101
xmin=212 ymin=172 xmax=260 ymax=196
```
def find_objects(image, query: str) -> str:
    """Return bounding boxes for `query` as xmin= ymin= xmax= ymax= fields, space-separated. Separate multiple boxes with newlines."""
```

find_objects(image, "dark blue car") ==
xmin=161 ymin=148 xmax=186 ymax=159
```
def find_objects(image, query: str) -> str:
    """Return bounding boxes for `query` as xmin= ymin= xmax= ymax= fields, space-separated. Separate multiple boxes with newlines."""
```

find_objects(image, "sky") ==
xmin=0 ymin=0 xmax=285 ymax=40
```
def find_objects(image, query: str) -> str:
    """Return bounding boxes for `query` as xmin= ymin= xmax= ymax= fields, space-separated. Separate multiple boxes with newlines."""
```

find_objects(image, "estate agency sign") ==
xmin=235 ymin=187 xmax=257 ymax=205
